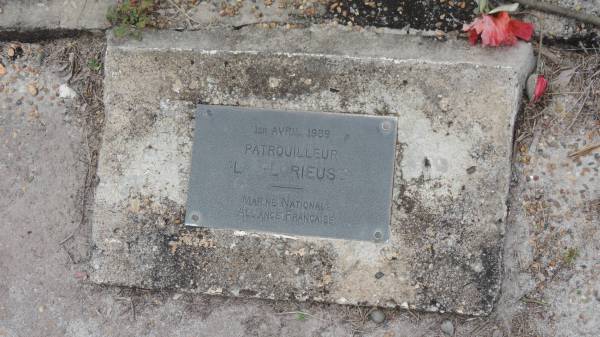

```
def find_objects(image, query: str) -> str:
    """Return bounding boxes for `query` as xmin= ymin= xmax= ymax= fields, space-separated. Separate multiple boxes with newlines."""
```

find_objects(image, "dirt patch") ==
xmin=504 ymin=45 xmax=600 ymax=336
xmin=44 ymin=33 xmax=107 ymax=265
xmin=325 ymin=0 xmax=476 ymax=32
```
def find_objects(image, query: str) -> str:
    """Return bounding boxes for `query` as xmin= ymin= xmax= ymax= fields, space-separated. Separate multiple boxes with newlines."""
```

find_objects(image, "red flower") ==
xmin=531 ymin=74 xmax=548 ymax=103
xmin=463 ymin=12 xmax=534 ymax=46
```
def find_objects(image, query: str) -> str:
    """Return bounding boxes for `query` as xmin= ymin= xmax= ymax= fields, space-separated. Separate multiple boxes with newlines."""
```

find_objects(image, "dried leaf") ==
xmin=552 ymin=68 xmax=577 ymax=89
xmin=489 ymin=3 xmax=519 ymax=14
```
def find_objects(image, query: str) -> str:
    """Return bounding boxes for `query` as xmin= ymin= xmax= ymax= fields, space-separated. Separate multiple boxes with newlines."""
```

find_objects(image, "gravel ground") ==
xmin=0 ymin=25 xmax=599 ymax=337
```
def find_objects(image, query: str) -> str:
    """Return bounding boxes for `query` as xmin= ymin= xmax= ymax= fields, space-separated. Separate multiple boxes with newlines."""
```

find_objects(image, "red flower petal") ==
xmin=481 ymin=12 xmax=512 ymax=46
xmin=532 ymin=75 xmax=548 ymax=103
xmin=468 ymin=29 xmax=479 ymax=45
xmin=463 ymin=17 xmax=484 ymax=33
xmin=509 ymin=19 xmax=534 ymax=41
xmin=464 ymin=12 xmax=535 ymax=47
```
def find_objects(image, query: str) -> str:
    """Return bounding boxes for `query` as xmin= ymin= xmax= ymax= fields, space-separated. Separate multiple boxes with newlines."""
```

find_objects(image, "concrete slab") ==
xmin=91 ymin=26 xmax=535 ymax=315
xmin=0 ymin=0 xmax=115 ymax=32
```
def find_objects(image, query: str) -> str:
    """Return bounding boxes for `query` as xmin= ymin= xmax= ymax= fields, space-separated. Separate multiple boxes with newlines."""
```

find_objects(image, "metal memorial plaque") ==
xmin=185 ymin=105 xmax=397 ymax=242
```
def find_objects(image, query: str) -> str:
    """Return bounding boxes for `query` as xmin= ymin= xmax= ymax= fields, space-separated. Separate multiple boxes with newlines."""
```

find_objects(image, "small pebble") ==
xmin=27 ymin=83 xmax=38 ymax=96
xmin=441 ymin=320 xmax=454 ymax=336
xmin=59 ymin=84 xmax=77 ymax=99
xmin=369 ymin=309 xmax=385 ymax=323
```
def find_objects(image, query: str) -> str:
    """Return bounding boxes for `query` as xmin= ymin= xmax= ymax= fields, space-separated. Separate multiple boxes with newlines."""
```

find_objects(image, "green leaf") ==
xmin=87 ymin=58 xmax=102 ymax=71
xmin=295 ymin=312 xmax=306 ymax=321
xmin=489 ymin=3 xmax=520 ymax=14
xmin=563 ymin=248 xmax=579 ymax=265
xmin=106 ymin=0 xmax=153 ymax=39
xmin=114 ymin=25 xmax=129 ymax=38
xmin=477 ymin=0 xmax=489 ymax=14
xmin=106 ymin=6 xmax=117 ymax=23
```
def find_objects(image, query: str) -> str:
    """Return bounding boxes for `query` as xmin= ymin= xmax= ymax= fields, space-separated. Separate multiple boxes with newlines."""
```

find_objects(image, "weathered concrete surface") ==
xmin=0 ymin=0 xmax=115 ymax=32
xmin=501 ymin=121 xmax=600 ymax=337
xmin=91 ymin=26 xmax=535 ymax=315
xmin=0 ymin=38 xmax=95 ymax=337
xmin=0 ymin=36 xmax=356 ymax=337
xmin=521 ymin=0 xmax=600 ymax=43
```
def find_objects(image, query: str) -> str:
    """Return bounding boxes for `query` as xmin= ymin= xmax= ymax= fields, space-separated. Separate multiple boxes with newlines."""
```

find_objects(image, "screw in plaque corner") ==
xmin=379 ymin=120 xmax=392 ymax=135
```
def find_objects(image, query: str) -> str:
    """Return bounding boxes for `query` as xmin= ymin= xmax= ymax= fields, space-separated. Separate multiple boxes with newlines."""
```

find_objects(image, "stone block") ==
xmin=91 ymin=26 xmax=535 ymax=315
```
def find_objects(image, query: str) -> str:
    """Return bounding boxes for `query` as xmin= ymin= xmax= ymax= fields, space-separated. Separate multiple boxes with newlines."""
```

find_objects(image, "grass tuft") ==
xmin=563 ymin=247 xmax=579 ymax=265
xmin=107 ymin=0 xmax=156 ymax=40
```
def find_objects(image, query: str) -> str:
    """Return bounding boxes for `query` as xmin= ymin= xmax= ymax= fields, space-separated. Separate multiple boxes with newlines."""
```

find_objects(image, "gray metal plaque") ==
xmin=185 ymin=105 xmax=397 ymax=242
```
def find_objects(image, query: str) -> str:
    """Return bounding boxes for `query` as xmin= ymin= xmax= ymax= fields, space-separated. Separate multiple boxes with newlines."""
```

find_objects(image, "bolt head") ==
xmin=379 ymin=120 xmax=392 ymax=134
